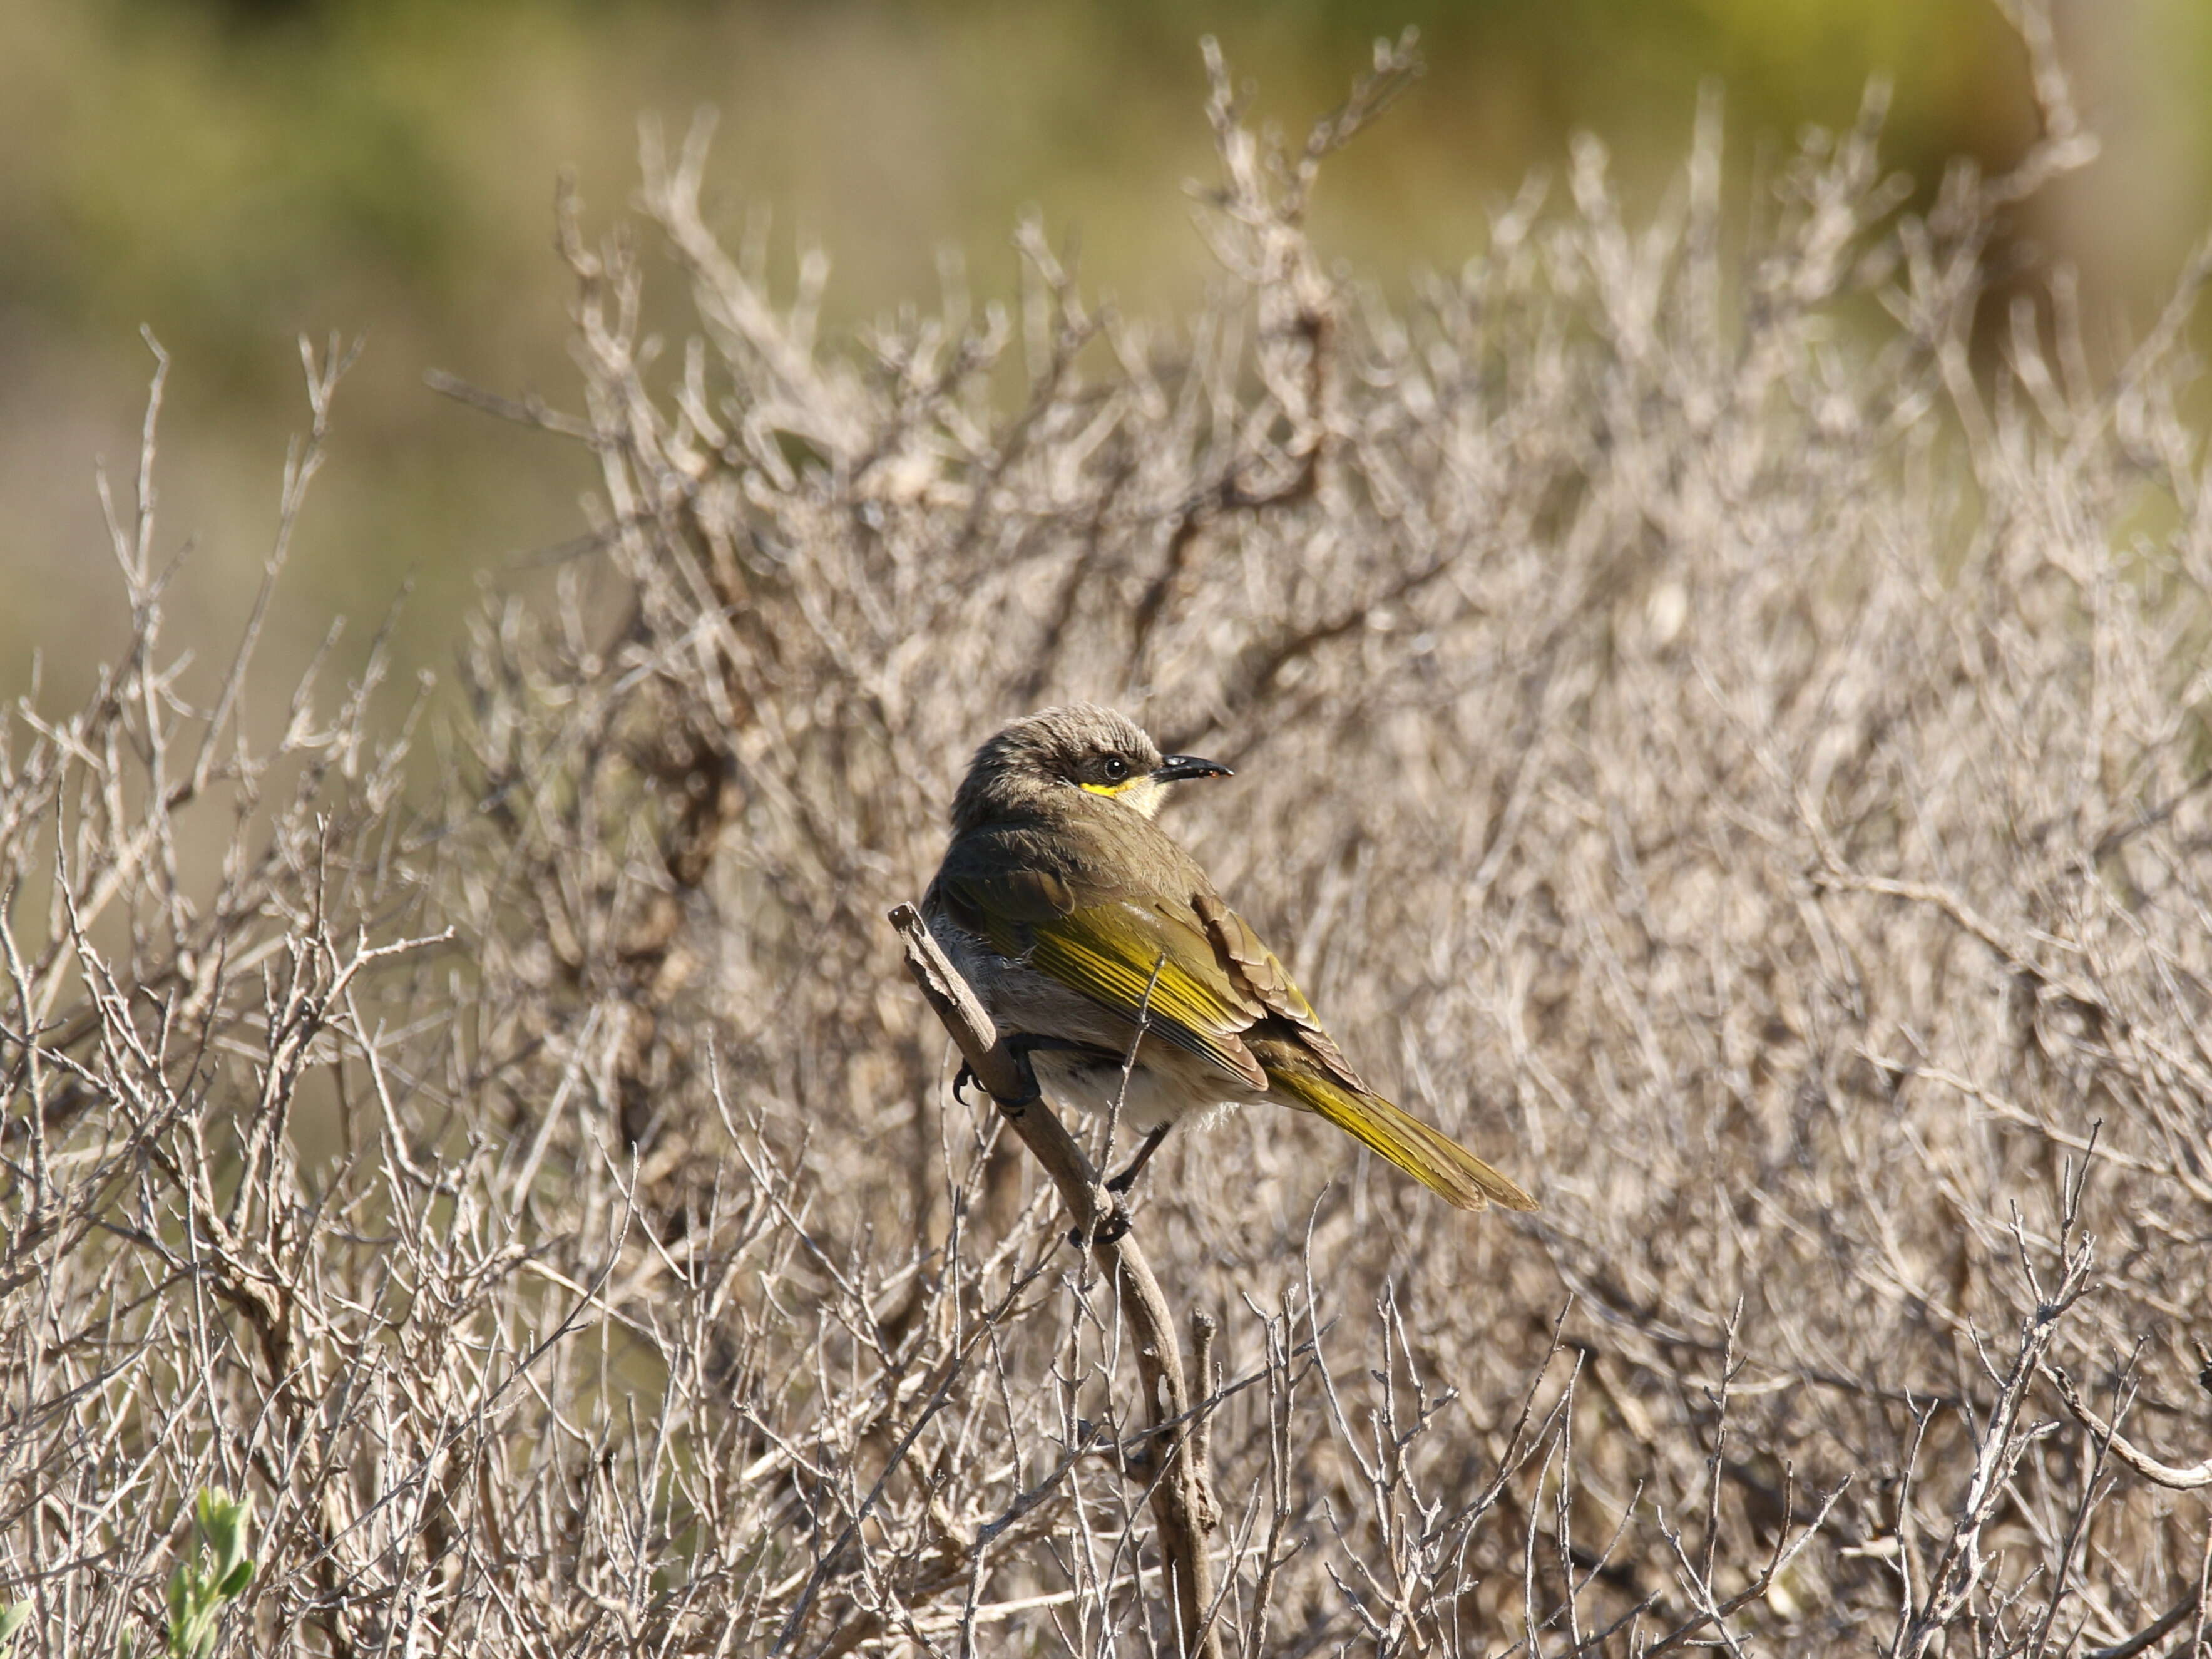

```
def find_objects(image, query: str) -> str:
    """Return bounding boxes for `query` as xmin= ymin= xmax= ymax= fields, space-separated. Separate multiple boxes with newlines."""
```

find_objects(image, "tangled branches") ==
xmin=6 ymin=6 xmax=2212 ymax=1653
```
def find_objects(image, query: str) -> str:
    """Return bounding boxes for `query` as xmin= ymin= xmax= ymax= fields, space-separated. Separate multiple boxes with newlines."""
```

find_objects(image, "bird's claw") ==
xmin=1070 ymin=1193 xmax=1135 ymax=1249
xmin=953 ymin=1061 xmax=1037 ymax=1116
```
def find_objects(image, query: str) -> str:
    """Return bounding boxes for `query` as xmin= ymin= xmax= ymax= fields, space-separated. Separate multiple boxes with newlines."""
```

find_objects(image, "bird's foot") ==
xmin=952 ymin=1060 xmax=1038 ymax=1115
xmin=1071 ymin=1191 xmax=1136 ymax=1249
xmin=951 ymin=1061 xmax=981 ymax=1107
xmin=1067 ymin=1125 xmax=1171 ymax=1245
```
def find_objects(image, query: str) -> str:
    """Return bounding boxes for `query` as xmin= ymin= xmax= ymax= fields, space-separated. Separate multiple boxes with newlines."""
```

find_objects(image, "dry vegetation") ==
xmin=7 ymin=12 xmax=2212 ymax=1655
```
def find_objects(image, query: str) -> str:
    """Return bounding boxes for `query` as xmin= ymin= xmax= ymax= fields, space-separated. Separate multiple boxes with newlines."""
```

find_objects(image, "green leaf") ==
xmin=195 ymin=1491 xmax=253 ymax=1586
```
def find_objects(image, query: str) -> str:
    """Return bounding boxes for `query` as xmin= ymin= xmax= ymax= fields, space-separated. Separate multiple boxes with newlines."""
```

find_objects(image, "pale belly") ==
xmin=1030 ymin=1046 xmax=1251 ymax=1134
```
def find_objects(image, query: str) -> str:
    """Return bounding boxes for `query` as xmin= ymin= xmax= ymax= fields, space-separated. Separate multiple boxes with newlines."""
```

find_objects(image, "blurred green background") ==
xmin=4 ymin=0 xmax=2208 ymax=703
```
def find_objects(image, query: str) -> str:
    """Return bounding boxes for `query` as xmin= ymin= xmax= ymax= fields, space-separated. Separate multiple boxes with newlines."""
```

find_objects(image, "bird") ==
xmin=922 ymin=704 xmax=1537 ymax=1213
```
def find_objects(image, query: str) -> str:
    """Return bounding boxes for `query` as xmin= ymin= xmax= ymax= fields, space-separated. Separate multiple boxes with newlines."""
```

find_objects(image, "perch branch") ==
xmin=888 ymin=901 xmax=1222 ymax=1659
xmin=2041 ymin=1363 xmax=2212 ymax=1491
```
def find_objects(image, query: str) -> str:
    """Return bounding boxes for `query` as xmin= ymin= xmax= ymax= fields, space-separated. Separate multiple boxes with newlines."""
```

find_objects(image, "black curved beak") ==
xmin=1153 ymin=754 xmax=1232 ymax=783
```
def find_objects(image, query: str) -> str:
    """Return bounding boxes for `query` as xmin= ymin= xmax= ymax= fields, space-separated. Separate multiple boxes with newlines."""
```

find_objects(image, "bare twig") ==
xmin=889 ymin=901 xmax=1222 ymax=1659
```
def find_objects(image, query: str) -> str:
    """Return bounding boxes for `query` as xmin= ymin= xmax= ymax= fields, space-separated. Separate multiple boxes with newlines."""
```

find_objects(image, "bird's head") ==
xmin=951 ymin=704 xmax=1231 ymax=830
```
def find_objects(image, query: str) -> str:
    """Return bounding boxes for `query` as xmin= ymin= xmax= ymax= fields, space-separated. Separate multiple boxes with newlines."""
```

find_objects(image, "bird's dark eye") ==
xmin=1102 ymin=756 xmax=1129 ymax=781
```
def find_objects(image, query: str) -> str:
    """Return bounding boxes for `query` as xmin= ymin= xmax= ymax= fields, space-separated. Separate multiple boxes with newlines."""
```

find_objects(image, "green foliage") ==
xmin=4 ymin=0 xmax=2209 ymax=711
xmin=0 ymin=1603 xmax=28 ymax=1656
xmin=160 ymin=1491 xmax=256 ymax=1659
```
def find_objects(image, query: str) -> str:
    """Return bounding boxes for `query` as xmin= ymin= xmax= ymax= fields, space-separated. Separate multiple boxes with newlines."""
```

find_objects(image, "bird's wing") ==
xmin=1190 ymin=893 xmax=1535 ymax=1211
xmin=1190 ymin=890 xmax=1370 ymax=1094
xmin=934 ymin=856 xmax=1269 ymax=1091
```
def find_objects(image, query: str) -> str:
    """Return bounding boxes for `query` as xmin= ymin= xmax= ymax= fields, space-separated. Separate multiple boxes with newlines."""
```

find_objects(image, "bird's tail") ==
xmin=1271 ymin=1066 xmax=1537 ymax=1213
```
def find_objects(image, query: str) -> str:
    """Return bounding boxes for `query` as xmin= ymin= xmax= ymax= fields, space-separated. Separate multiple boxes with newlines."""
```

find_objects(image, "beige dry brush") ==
xmin=6 ymin=9 xmax=2212 ymax=1655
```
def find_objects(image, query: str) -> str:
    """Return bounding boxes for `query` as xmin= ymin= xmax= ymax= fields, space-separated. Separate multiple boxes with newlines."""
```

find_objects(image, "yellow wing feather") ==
xmin=1022 ymin=903 xmax=1267 ymax=1089
xmin=940 ymin=863 xmax=1266 ymax=1088
xmin=936 ymin=836 xmax=1537 ymax=1213
xmin=1266 ymin=1061 xmax=1538 ymax=1212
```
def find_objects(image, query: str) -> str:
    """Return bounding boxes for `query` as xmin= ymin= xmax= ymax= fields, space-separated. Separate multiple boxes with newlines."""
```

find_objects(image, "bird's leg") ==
xmin=958 ymin=1033 xmax=1107 ymax=1116
xmin=1002 ymin=1034 xmax=1127 ymax=1116
xmin=1105 ymin=1123 xmax=1173 ymax=1196
xmin=953 ymin=1034 xmax=1147 ymax=1246
xmin=1082 ymin=1204 xmax=1135 ymax=1247
xmin=949 ymin=1037 xmax=1045 ymax=1115
xmin=1078 ymin=1125 xmax=1172 ymax=1246
xmin=1006 ymin=1034 xmax=1114 ymax=1065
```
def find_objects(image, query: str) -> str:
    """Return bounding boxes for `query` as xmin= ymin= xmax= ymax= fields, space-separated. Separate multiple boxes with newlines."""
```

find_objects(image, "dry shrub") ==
xmin=7 ymin=13 xmax=2212 ymax=1656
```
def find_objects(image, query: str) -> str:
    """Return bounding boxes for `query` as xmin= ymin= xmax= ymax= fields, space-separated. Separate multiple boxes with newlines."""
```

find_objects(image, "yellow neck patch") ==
xmin=1078 ymin=776 xmax=1165 ymax=819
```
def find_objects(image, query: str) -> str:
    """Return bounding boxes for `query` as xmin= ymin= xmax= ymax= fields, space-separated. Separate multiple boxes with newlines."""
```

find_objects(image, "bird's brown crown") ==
xmin=950 ymin=705 xmax=1165 ymax=831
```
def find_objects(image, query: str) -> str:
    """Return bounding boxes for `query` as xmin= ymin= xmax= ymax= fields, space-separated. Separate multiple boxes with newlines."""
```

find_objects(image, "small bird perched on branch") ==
xmin=923 ymin=704 xmax=1537 ymax=1212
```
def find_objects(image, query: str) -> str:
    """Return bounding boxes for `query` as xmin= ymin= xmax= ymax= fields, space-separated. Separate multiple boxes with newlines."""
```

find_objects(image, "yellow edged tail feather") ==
xmin=1272 ymin=1068 xmax=1537 ymax=1213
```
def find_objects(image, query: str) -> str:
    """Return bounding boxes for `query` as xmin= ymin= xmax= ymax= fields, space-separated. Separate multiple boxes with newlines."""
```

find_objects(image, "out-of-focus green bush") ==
xmin=3 ymin=0 xmax=2208 ymax=703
